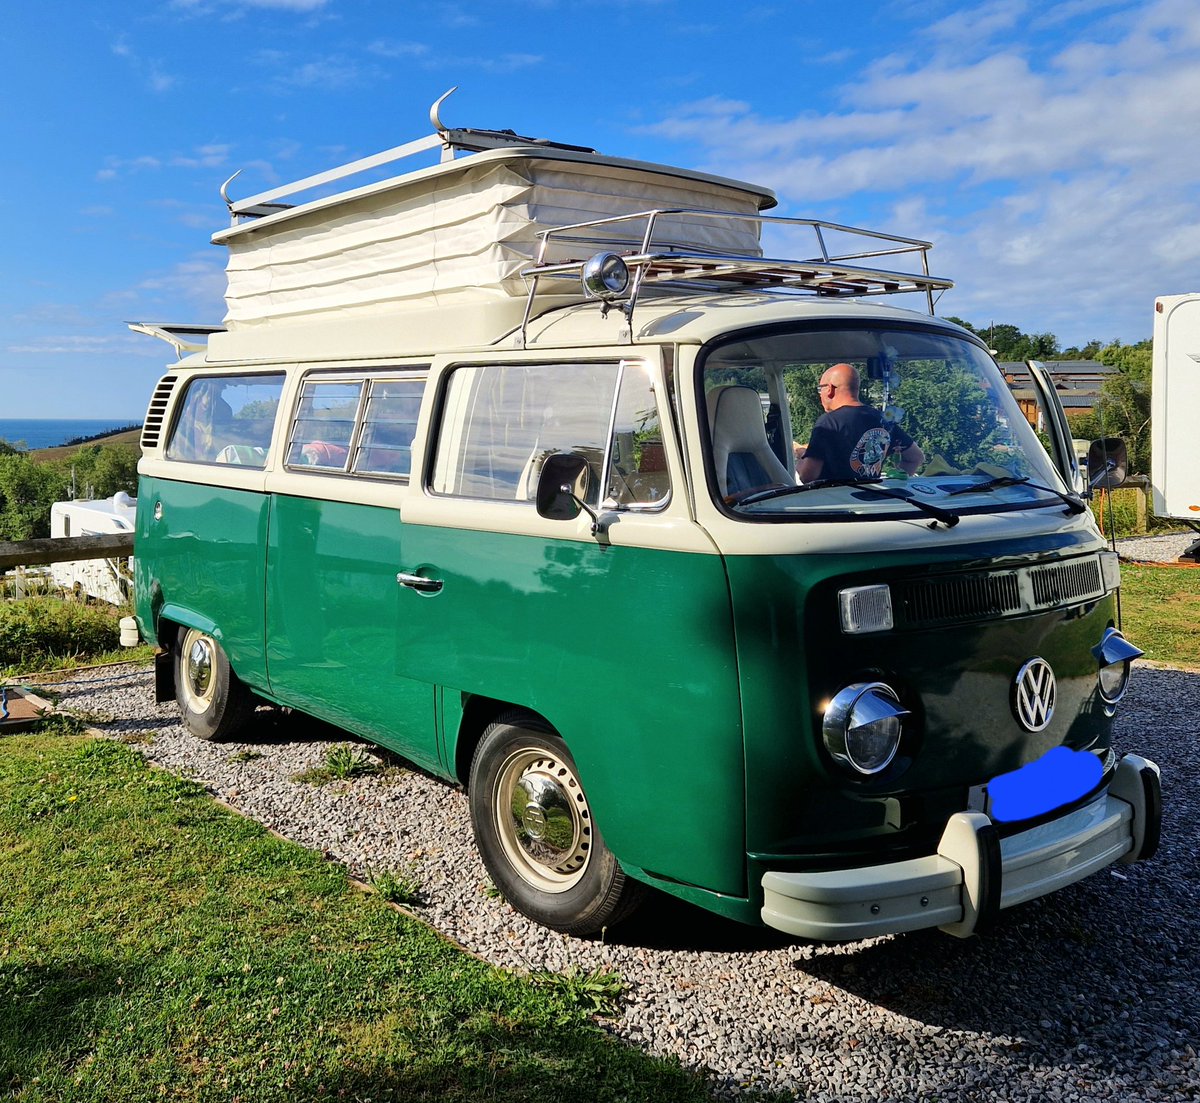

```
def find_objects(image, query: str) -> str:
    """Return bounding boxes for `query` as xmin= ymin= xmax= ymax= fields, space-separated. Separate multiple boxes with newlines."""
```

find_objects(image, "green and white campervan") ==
xmin=131 ymin=99 xmax=1161 ymax=940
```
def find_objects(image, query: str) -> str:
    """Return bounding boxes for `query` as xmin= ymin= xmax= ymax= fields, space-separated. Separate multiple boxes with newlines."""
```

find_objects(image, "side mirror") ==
xmin=1087 ymin=438 xmax=1127 ymax=491
xmin=535 ymin=453 xmax=591 ymax=521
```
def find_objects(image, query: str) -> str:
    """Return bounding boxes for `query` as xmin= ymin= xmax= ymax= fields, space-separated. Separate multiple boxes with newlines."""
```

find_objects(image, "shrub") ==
xmin=0 ymin=598 xmax=120 ymax=669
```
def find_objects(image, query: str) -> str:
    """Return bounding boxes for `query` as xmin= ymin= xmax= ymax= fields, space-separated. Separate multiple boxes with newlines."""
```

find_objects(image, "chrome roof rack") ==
xmin=519 ymin=207 xmax=953 ymax=346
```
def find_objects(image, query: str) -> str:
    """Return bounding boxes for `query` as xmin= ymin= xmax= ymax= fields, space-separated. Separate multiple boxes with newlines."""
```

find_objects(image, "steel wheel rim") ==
xmin=180 ymin=629 xmax=217 ymax=715
xmin=494 ymin=745 xmax=592 ymax=894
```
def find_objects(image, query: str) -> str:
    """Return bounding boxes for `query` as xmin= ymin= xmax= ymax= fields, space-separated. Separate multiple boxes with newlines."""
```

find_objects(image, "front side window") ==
xmin=166 ymin=374 xmax=284 ymax=467
xmin=701 ymin=325 xmax=1065 ymax=521
xmin=431 ymin=360 xmax=669 ymax=509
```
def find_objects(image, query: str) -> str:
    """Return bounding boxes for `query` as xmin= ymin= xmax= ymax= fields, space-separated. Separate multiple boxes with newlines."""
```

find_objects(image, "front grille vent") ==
xmin=893 ymin=555 xmax=1106 ymax=629
xmin=141 ymin=375 xmax=178 ymax=450
xmin=1029 ymin=557 xmax=1103 ymax=606
xmin=897 ymin=571 xmax=1021 ymax=625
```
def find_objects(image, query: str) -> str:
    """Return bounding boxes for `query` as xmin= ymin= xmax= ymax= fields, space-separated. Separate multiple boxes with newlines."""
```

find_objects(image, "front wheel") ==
xmin=468 ymin=714 xmax=644 ymax=936
xmin=174 ymin=626 xmax=254 ymax=741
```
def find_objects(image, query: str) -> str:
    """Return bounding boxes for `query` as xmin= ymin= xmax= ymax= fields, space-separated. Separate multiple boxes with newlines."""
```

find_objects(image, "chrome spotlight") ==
xmin=581 ymin=252 xmax=630 ymax=300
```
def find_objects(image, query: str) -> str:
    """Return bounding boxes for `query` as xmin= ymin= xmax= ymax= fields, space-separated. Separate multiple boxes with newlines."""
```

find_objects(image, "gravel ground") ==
xmin=20 ymin=660 xmax=1200 ymax=1102
xmin=1115 ymin=531 xmax=1200 ymax=564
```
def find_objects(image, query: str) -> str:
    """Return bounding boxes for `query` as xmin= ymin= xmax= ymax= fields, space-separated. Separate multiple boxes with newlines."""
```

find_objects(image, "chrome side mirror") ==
xmin=1087 ymin=437 xmax=1127 ymax=491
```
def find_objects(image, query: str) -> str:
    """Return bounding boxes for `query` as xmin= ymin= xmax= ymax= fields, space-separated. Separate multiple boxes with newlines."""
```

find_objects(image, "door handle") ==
xmin=396 ymin=571 xmax=443 ymax=594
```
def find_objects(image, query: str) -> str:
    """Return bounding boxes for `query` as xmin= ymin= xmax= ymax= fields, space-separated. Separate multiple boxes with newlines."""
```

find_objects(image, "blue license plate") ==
xmin=986 ymin=746 xmax=1103 ymax=823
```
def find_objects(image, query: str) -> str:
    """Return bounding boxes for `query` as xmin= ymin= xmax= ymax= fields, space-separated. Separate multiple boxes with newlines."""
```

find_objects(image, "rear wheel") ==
xmin=469 ymin=713 xmax=644 ymax=935
xmin=175 ymin=626 xmax=254 ymax=741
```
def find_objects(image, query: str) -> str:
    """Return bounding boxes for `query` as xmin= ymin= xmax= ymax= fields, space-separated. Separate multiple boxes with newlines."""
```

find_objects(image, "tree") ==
xmin=1093 ymin=339 xmax=1153 ymax=473
xmin=943 ymin=318 xmax=1060 ymax=361
xmin=0 ymin=454 xmax=67 ymax=540
xmin=50 ymin=444 xmax=139 ymax=501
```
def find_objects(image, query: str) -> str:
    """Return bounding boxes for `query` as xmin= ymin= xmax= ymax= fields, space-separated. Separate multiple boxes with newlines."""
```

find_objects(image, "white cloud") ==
xmin=639 ymin=0 xmax=1200 ymax=342
xmin=135 ymin=254 xmax=228 ymax=316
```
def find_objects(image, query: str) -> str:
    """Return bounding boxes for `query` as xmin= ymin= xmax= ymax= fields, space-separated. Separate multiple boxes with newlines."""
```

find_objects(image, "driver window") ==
xmin=606 ymin=363 xmax=671 ymax=508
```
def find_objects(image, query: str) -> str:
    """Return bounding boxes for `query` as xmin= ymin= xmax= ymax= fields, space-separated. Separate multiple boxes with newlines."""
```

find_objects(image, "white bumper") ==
xmin=761 ymin=754 xmax=1161 ymax=941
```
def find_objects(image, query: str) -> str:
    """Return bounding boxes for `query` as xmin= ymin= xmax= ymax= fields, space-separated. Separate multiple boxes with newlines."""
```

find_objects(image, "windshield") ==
xmin=700 ymin=323 xmax=1069 ymax=521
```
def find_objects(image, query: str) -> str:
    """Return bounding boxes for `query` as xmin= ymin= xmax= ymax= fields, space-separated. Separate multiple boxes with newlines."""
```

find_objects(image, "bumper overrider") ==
xmin=761 ymin=754 xmax=1162 ymax=940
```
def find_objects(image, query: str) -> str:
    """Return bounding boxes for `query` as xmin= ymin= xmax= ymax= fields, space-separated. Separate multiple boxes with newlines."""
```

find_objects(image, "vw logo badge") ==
xmin=1013 ymin=657 xmax=1056 ymax=732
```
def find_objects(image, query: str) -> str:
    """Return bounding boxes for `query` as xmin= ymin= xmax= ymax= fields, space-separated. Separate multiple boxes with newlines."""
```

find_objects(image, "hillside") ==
xmin=31 ymin=427 xmax=143 ymax=463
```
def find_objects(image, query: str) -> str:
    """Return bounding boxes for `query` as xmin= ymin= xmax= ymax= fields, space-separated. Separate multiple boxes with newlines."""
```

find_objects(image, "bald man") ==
xmin=797 ymin=363 xmax=923 ymax=483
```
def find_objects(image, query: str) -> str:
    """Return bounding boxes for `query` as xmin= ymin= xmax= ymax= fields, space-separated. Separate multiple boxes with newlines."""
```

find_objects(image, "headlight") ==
xmin=823 ymin=682 xmax=909 ymax=775
xmin=1092 ymin=627 xmax=1143 ymax=711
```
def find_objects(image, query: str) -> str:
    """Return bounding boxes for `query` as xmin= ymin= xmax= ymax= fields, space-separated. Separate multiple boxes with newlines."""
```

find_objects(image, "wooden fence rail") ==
xmin=0 ymin=532 xmax=135 ymax=572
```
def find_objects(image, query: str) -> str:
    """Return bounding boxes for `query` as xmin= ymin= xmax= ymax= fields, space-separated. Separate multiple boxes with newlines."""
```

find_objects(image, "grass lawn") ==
xmin=0 ymin=729 xmax=712 ymax=1103
xmin=1118 ymin=563 xmax=1200 ymax=670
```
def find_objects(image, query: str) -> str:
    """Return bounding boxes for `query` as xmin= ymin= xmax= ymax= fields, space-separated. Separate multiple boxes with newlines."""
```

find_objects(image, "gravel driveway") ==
xmin=30 ymin=660 xmax=1200 ymax=1101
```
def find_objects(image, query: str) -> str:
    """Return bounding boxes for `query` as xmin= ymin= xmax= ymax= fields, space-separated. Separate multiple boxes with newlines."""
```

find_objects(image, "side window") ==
xmin=352 ymin=378 xmax=424 ymax=478
xmin=431 ymin=362 xmax=621 ymax=506
xmin=606 ymin=363 xmax=671 ymax=508
xmin=285 ymin=381 xmax=364 ymax=471
xmin=166 ymin=374 xmax=285 ymax=467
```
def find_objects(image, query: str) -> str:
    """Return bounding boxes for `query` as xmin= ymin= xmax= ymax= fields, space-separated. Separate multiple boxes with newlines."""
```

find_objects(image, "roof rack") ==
xmin=518 ymin=208 xmax=954 ymax=346
xmin=219 ymin=86 xmax=599 ymax=225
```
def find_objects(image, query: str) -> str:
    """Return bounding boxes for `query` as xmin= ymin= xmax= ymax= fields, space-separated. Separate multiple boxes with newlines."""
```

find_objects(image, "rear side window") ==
xmin=166 ymin=374 xmax=285 ymax=467
xmin=430 ymin=360 xmax=669 ymax=509
xmin=284 ymin=372 xmax=427 ymax=479
xmin=286 ymin=381 xmax=362 ymax=471
xmin=353 ymin=378 xmax=424 ymax=476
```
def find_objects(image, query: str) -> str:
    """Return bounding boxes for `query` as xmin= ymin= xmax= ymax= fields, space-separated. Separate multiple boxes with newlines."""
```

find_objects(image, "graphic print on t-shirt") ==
xmin=849 ymin=427 xmax=892 ymax=476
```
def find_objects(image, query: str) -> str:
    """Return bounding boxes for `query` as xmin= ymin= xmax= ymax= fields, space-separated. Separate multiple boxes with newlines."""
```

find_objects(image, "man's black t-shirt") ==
xmin=804 ymin=405 xmax=913 ymax=481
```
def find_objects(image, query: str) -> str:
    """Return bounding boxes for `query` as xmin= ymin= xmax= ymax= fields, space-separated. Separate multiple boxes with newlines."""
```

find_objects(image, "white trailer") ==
xmin=1151 ymin=293 xmax=1200 ymax=560
xmin=49 ymin=493 xmax=137 ymax=605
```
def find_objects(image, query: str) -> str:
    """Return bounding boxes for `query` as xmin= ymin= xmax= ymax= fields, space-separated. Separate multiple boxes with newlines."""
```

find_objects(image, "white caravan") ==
xmin=1151 ymin=294 xmax=1200 ymax=560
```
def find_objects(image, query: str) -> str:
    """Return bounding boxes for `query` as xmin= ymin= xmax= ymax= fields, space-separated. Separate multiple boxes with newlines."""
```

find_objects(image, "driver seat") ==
xmin=707 ymin=385 xmax=794 ymax=497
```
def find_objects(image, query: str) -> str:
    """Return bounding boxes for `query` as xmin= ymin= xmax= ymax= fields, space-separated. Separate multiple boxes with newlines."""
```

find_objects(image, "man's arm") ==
xmin=797 ymin=453 xmax=823 ymax=483
xmin=897 ymin=441 xmax=924 ymax=475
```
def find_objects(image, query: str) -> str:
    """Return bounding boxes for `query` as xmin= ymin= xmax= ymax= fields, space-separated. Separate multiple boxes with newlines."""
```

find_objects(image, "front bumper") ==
xmin=761 ymin=753 xmax=1161 ymax=940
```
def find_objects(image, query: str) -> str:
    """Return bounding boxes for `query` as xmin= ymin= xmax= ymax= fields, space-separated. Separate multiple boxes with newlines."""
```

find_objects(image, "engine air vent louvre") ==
xmin=141 ymin=375 xmax=178 ymax=449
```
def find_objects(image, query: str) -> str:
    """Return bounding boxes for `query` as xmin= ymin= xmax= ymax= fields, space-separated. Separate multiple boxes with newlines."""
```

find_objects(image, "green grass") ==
xmin=1118 ymin=563 xmax=1200 ymax=670
xmin=0 ymin=727 xmax=711 ymax=1103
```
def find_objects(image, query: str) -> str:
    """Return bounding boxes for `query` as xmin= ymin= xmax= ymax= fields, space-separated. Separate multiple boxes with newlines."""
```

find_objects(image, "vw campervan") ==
xmin=131 ymin=98 xmax=1161 ymax=939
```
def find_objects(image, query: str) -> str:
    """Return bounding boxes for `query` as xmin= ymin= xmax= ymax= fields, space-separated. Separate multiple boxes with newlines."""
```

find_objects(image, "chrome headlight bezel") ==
xmin=1092 ymin=626 xmax=1143 ymax=711
xmin=822 ymin=681 xmax=909 ymax=776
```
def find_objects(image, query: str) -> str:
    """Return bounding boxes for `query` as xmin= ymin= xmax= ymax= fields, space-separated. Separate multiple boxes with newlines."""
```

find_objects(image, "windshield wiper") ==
xmin=947 ymin=475 xmax=1086 ymax=514
xmin=736 ymin=477 xmax=960 ymax=528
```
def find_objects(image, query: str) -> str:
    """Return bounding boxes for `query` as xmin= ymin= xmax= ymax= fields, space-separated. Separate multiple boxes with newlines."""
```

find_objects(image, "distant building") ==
xmin=1000 ymin=360 xmax=1116 ymax=430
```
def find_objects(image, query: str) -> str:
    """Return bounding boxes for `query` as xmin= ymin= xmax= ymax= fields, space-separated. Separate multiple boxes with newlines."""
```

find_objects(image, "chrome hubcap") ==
xmin=496 ymin=748 xmax=591 ymax=893
xmin=181 ymin=630 xmax=216 ymax=713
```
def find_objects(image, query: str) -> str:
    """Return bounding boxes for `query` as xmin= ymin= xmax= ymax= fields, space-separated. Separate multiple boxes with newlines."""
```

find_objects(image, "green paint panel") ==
xmin=398 ymin=522 xmax=747 ymax=896
xmin=725 ymin=533 xmax=1120 ymax=867
xmin=134 ymin=477 xmax=271 ymax=690
xmin=265 ymin=495 xmax=440 ymax=773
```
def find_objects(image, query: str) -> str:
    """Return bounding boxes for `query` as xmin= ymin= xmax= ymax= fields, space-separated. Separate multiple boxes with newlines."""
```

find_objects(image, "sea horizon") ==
xmin=0 ymin=417 xmax=143 ymax=451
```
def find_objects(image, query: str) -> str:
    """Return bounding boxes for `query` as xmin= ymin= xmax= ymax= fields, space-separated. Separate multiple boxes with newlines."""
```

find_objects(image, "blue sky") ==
xmin=3 ymin=0 xmax=1199 ymax=418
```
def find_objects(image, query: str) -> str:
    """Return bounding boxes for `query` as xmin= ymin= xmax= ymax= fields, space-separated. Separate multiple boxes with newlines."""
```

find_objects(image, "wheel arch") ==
xmin=155 ymin=603 xmax=221 ymax=650
xmin=451 ymin=694 xmax=556 ymax=789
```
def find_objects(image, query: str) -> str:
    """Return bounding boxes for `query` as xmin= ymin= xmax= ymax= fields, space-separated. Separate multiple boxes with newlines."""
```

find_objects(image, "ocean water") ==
xmin=0 ymin=418 xmax=142 ymax=451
